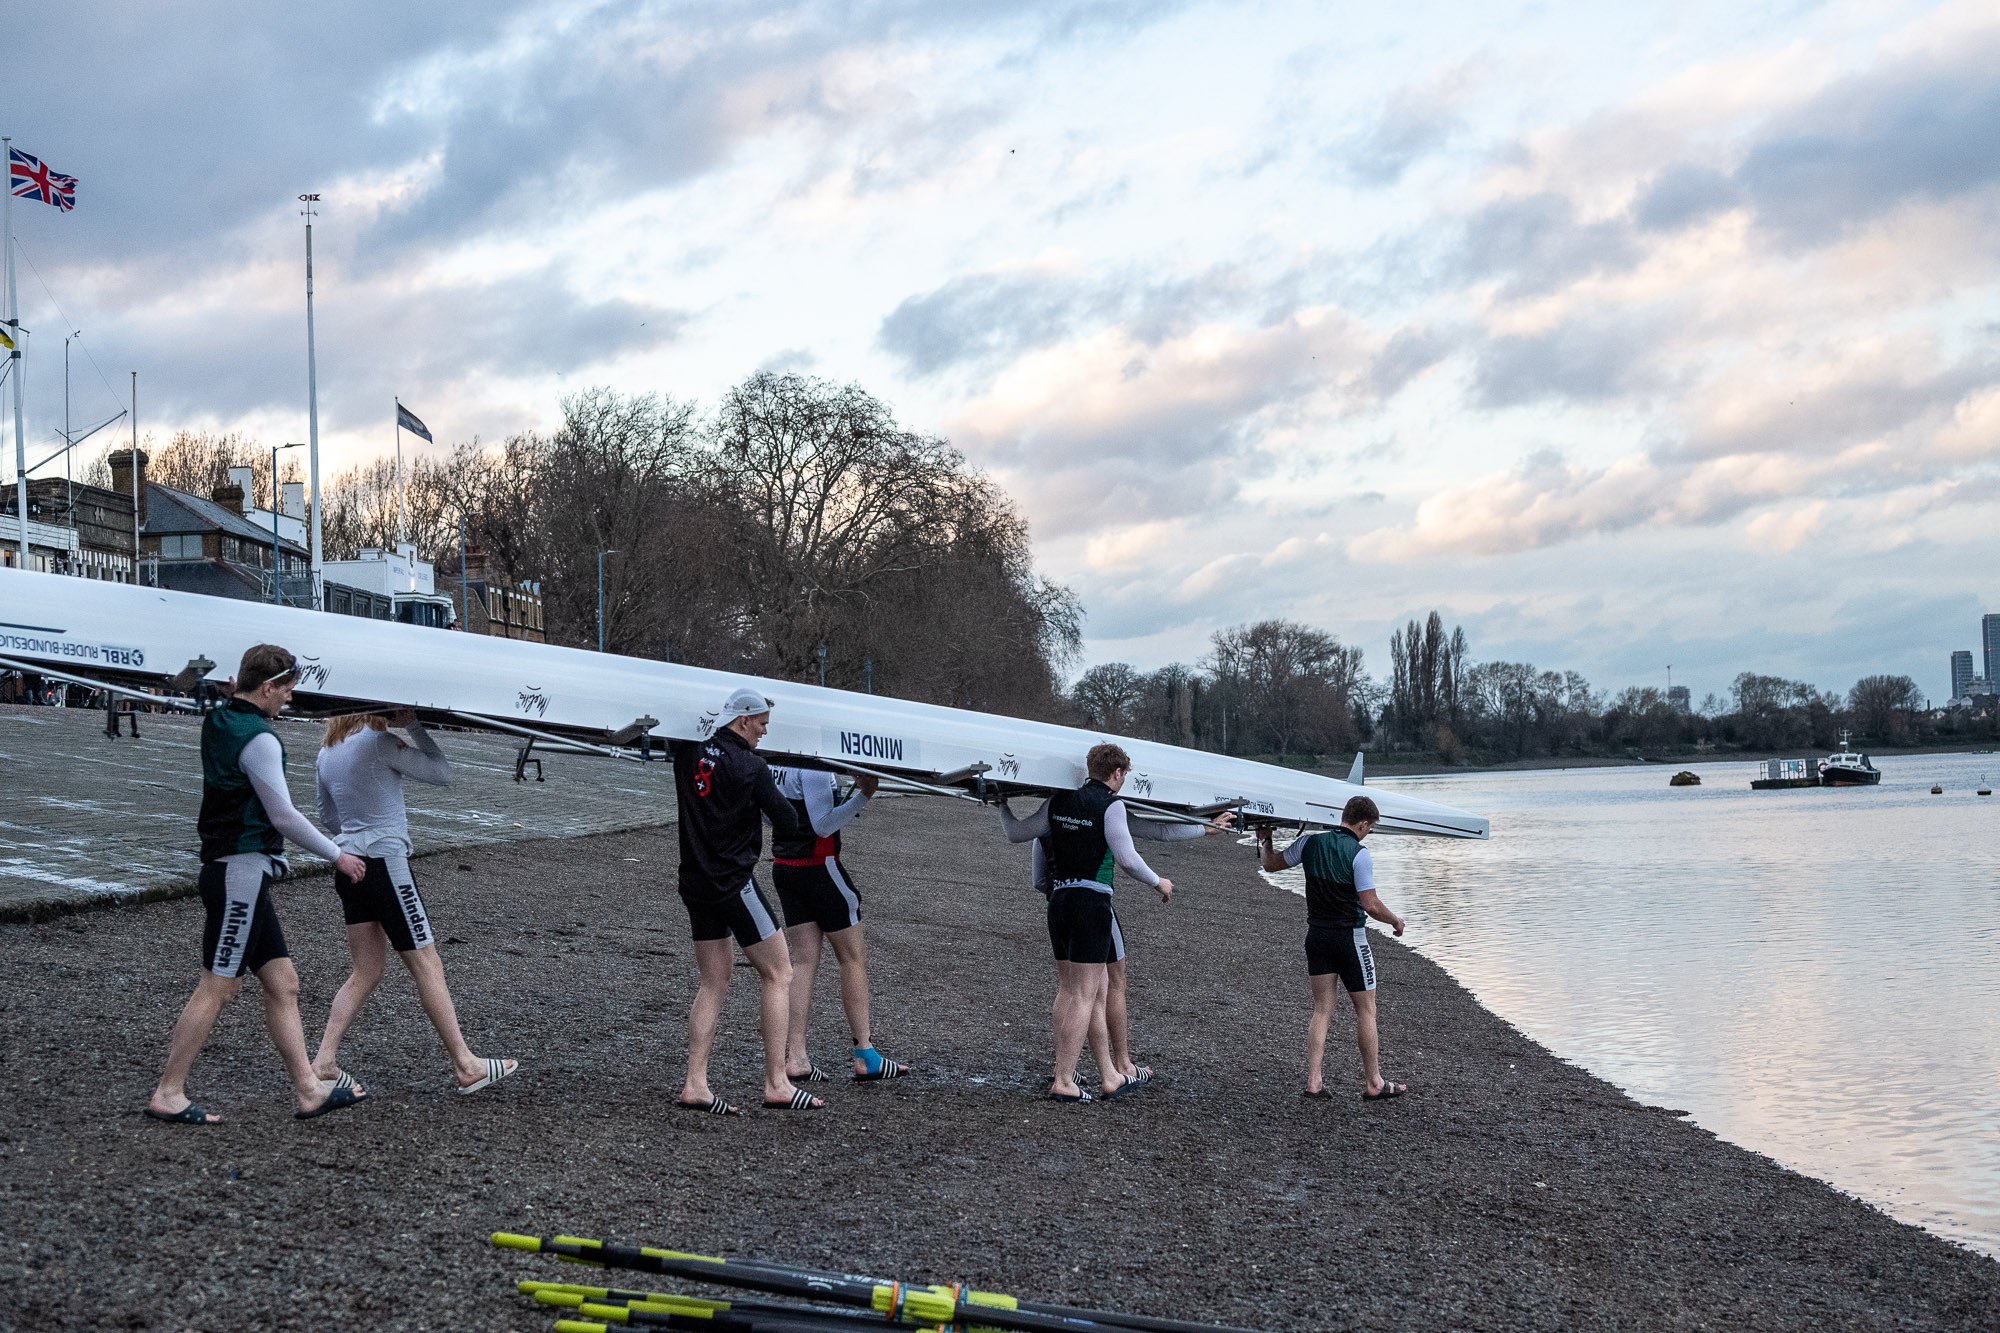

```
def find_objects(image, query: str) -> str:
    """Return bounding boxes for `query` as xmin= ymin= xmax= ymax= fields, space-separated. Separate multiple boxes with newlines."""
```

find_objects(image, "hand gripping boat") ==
xmin=0 ymin=568 xmax=1488 ymax=838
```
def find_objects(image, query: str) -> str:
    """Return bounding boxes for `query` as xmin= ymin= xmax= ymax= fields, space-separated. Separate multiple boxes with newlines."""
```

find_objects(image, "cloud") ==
xmin=1735 ymin=48 xmax=2000 ymax=246
xmin=1460 ymin=193 xmax=1638 ymax=298
xmin=1341 ymin=60 xmax=1484 ymax=185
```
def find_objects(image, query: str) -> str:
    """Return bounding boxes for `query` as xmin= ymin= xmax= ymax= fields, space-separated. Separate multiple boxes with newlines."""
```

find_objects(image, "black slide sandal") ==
xmin=295 ymin=1086 xmax=369 ymax=1120
xmin=144 ymin=1104 xmax=220 ymax=1125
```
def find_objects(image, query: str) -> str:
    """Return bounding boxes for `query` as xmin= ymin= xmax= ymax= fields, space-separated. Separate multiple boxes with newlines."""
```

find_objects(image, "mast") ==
xmin=301 ymin=194 xmax=323 ymax=608
xmin=6 ymin=136 xmax=26 ymax=570
xmin=393 ymin=403 xmax=406 ymax=545
xmin=129 ymin=372 xmax=137 ymax=579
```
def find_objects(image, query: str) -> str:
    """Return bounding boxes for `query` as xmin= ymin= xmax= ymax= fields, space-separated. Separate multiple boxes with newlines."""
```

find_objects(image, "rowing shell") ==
xmin=0 ymin=569 xmax=1488 ymax=837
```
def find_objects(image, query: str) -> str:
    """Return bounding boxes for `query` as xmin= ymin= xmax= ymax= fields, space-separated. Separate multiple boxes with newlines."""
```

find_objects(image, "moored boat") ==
xmin=1818 ymin=732 xmax=1880 ymax=787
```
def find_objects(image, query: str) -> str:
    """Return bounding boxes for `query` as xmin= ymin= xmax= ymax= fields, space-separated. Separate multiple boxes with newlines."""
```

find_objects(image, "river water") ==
xmin=1259 ymin=752 xmax=2000 ymax=1258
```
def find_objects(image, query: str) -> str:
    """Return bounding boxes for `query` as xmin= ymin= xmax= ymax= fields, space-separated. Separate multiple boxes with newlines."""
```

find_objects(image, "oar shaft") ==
xmin=496 ymin=1233 xmax=1269 ymax=1333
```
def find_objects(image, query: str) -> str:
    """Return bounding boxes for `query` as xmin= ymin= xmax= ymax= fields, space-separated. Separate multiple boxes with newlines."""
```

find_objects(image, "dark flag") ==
xmin=395 ymin=400 xmax=433 ymax=442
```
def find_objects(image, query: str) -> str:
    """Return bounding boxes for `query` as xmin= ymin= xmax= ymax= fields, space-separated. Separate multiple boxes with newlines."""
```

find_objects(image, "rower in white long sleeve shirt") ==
xmin=316 ymin=719 xmax=451 ymax=857
xmin=147 ymin=645 xmax=372 ymax=1127
xmin=309 ymin=710 xmax=516 ymax=1097
xmin=768 ymin=766 xmax=910 ymax=1082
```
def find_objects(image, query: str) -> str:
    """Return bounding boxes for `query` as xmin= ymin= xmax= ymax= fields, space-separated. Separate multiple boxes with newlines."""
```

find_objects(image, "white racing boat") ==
xmin=0 ymin=569 xmax=1489 ymax=838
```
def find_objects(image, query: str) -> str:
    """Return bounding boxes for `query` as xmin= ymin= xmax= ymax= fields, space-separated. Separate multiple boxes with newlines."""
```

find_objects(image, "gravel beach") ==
xmin=2 ymin=795 xmax=1993 ymax=1332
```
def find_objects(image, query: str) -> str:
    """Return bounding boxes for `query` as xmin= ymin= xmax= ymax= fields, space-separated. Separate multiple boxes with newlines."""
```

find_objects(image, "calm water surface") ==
xmin=1263 ymin=753 xmax=2000 ymax=1257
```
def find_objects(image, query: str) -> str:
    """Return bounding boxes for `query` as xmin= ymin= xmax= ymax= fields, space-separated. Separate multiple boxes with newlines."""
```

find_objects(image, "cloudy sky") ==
xmin=7 ymin=0 xmax=1997 ymax=702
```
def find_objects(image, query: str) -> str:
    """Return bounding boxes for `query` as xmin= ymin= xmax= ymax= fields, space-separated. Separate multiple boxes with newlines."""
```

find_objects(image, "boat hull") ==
xmin=1819 ymin=766 xmax=1881 ymax=786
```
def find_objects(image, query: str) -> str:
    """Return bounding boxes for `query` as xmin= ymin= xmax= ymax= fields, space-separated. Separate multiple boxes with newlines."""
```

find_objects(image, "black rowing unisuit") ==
xmin=671 ymin=729 xmax=800 ymax=904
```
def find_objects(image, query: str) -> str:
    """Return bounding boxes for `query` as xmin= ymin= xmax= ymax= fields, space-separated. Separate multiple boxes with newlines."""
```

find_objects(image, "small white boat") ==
xmin=1818 ymin=732 xmax=1881 ymax=787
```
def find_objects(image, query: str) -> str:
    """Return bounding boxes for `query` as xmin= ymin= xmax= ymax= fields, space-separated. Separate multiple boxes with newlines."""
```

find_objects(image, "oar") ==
xmin=494 ymin=1233 xmax=1271 ymax=1333
xmin=527 ymin=1284 xmax=938 ymax=1331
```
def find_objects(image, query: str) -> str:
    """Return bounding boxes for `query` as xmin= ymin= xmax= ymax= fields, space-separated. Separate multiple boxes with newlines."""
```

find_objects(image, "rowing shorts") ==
xmin=1306 ymin=920 xmax=1377 ymax=993
xmin=772 ymin=859 xmax=863 ymax=934
xmin=199 ymin=854 xmax=290 ymax=979
xmin=335 ymin=855 xmax=436 ymax=953
xmin=681 ymin=880 xmax=782 ymax=948
xmin=1047 ymin=885 xmax=1120 ymax=965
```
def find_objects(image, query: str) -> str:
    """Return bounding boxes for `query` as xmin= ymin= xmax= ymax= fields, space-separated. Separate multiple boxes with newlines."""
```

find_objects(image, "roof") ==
xmin=155 ymin=558 xmax=268 ymax=602
xmin=147 ymin=483 xmax=309 ymax=557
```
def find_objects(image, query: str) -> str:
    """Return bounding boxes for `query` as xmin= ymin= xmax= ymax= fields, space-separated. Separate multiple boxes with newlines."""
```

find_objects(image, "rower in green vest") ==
xmin=146 ymin=644 xmax=371 ymax=1126
xmin=1258 ymin=794 xmax=1409 ymax=1101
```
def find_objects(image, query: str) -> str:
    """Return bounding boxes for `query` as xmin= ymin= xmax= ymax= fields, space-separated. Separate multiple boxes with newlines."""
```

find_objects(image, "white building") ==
xmin=321 ymin=543 xmax=458 ymax=629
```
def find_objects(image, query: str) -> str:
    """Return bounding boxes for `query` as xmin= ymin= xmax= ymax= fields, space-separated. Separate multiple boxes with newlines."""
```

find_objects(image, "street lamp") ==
xmin=597 ymin=548 xmax=618 ymax=652
xmin=271 ymin=442 xmax=304 ymax=604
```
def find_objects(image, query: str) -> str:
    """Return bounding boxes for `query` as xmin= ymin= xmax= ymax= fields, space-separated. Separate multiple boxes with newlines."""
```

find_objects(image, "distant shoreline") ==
xmin=1332 ymin=743 xmax=2000 ymax=779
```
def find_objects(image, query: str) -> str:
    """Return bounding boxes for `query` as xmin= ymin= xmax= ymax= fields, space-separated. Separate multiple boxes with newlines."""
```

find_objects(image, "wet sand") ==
xmin=1 ymin=796 xmax=1993 ymax=1331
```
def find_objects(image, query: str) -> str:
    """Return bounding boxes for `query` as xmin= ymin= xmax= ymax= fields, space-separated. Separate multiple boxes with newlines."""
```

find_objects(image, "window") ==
xmin=158 ymin=534 xmax=203 ymax=560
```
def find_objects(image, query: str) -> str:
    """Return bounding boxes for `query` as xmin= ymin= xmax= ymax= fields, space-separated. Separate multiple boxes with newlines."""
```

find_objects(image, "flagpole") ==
xmin=301 ymin=194 xmax=323 ymax=609
xmin=5 ymin=137 xmax=28 ymax=571
xmin=393 ymin=403 xmax=406 ymax=545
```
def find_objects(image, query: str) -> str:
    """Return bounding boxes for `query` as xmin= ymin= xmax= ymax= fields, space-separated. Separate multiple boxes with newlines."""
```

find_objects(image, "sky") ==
xmin=5 ymin=0 xmax=1997 ymax=705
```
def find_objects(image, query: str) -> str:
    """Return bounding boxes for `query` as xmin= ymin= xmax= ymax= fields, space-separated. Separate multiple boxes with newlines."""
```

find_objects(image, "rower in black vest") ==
xmin=768 ymin=766 xmax=910 ymax=1083
xmin=999 ymin=743 xmax=1214 ymax=1102
xmin=147 ymin=644 xmax=371 ymax=1127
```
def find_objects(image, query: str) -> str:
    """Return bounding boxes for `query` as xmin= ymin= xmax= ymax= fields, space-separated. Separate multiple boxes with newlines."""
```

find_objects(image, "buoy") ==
xmin=1669 ymin=771 xmax=1701 ymax=787
xmin=1931 ymin=785 xmax=1944 ymax=794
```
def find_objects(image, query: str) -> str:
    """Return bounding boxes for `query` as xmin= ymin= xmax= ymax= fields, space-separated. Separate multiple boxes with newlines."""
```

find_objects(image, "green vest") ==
xmin=197 ymin=699 xmax=284 ymax=861
xmin=1301 ymin=827 xmax=1366 ymax=927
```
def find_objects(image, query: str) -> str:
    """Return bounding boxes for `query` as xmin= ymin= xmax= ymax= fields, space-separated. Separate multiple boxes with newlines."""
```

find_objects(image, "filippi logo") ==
xmin=295 ymin=657 xmax=330 ymax=690
xmin=1131 ymin=773 xmax=1153 ymax=796
xmin=997 ymin=753 xmax=1020 ymax=778
xmin=516 ymin=686 xmax=551 ymax=717
xmin=695 ymin=709 xmax=720 ymax=738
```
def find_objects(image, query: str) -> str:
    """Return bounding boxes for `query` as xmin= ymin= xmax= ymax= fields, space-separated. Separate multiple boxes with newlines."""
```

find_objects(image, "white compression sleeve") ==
xmin=1127 ymin=814 xmax=1206 ymax=842
xmin=1103 ymin=801 xmax=1161 ymax=887
xmin=241 ymin=732 xmax=343 ymax=861
xmin=998 ymin=798 xmax=1051 ymax=844
xmin=1353 ymin=846 xmax=1375 ymax=895
xmin=315 ymin=760 xmax=341 ymax=836
xmin=803 ymin=770 xmax=868 ymax=837
xmin=385 ymin=722 xmax=453 ymax=787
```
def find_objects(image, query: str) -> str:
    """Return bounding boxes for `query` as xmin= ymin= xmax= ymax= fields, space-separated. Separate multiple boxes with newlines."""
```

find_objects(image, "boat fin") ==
xmin=1347 ymin=751 xmax=1364 ymax=784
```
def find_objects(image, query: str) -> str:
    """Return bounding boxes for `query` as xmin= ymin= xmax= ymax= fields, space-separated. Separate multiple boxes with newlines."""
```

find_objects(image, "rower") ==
xmin=669 ymin=686 xmax=821 ymax=1114
xmin=997 ymin=743 xmax=1197 ymax=1101
xmin=310 ymin=709 xmax=518 ymax=1097
xmin=1024 ymin=784 xmax=1231 ymax=1095
xmin=769 ymin=764 xmax=912 ymax=1082
xmin=146 ymin=644 xmax=372 ymax=1125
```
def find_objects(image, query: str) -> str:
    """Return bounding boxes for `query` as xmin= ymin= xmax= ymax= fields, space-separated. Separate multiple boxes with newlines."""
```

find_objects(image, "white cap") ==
xmin=717 ymin=685 xmax=773 ymax=723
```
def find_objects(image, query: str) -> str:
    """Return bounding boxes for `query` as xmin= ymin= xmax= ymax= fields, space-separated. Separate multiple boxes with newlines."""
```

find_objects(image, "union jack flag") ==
xmin=9 ymin=148 xmax=77 ymax=212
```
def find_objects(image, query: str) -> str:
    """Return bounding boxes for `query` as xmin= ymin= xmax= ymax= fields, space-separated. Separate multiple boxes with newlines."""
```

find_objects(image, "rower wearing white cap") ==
xmin=668 ymin=686 xmax=821 ymax=1115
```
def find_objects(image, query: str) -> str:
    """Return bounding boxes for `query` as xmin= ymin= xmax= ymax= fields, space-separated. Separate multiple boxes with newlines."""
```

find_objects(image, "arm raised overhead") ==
xmin=997 ymin=796 xmax=1051 ymax=844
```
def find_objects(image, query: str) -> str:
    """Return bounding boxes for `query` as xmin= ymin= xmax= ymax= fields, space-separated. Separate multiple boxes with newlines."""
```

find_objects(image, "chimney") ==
xmin=281 ymin=481 xmax=305 ymax=519
xmin=462 ymin=542 xmax=490 ymax=582
xmin=227 ymin=466 xmax=255 ymax=513
xmin=108 ymin=449 xmax=149 ymax=527
xmin=211 ymin=481 xmax=245 ymax=511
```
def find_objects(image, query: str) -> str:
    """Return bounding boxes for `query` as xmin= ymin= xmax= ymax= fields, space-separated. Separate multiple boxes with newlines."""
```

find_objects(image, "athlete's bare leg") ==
xmin=743 ymin=931 xmax=816 ymax=1105
xmin=1052 ymin=961 xmax=1107 ymax=1097
xmin=679 ymin=938 xmax=734 ymax=1105
xmin=1105 ymin=958 xmax=1148 ymax=1081
xmin=398 ymin=944 xmax=484 ymax=1085
xmin=313 ymin=923 xmax=388 ymax=1080
xmin=783 ymin=921 xmax=825 ymax=1077
xmin=824 ymin=925 xmax=891 ymax=1074
xmin=1305 ymin=973 xmax=1340 ymax=1094
xmin=149 ymin=972 xmax=240 ymax=1121
xmin=1350 ymin=988 xmax=1402 ymax=1096
xmin=255 ymin=957 xmax=349 ymax=1114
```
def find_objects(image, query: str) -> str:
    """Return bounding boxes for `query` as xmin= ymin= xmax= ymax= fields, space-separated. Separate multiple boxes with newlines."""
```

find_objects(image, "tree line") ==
xmin=96 ymin=373 xmax=1081 ymax=719
xmin=1070 ymin=609 xmax=1991 ymax=762
xmin=98 ymin=389 xmax=1984 ymax=758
